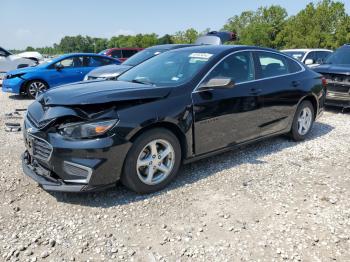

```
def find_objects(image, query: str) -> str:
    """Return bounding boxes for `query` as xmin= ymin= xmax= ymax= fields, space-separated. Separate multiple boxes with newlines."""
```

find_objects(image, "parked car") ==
xmin=313 ymin=44 xmax=350 ymax=108
xmin=0 ymin=47 xmax=38 ymax=85
xmin=85 ymin=31 xmax=237 ymax=81
xmin=2 ymin=53 xmax=120 ymax=98
xmin=99 ymin=48 xmax=143 ymax=62
xmin=281 ymin=49 xmax=332 ymax=67
xmin=22 ymin=45 xmax=326 ymax=194
xmin=85 ymin=44 xmax=193 ymax=81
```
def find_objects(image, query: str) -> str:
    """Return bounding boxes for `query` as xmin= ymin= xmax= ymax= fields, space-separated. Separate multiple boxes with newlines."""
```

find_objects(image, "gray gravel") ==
xmin=1 ymin=92 xmax=350 ymax=261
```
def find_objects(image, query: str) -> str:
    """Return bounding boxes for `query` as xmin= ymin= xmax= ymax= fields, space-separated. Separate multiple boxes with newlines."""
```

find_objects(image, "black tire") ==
xmin=290 ymin=100 xmax=315 ymax=141
xmin=121 ymin=128 xmax=182 ymax=194
xmin=25 ymin=80 xmax=48 ymax=99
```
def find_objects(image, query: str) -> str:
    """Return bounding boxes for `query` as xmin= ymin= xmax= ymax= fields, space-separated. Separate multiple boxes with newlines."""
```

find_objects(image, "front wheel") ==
xmin=25 ymin=80 xmax=48 ymax=99
xmin=290 ymin=100 xmax=315 ymax=141
xmin=121 ymin=128 xmax=181 ymax=194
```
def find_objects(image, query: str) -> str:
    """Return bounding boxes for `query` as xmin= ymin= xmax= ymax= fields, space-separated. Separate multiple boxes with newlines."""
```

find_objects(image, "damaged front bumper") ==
xmin=22 ymin=116 xmax=132 ymax=192
xmin=21 ymin=152 xmax=108 ymax=192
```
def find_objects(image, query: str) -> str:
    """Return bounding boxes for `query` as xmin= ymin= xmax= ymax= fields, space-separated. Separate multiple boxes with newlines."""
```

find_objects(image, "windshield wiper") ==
xmin=131 ymin=79 xmax=155 ymax=86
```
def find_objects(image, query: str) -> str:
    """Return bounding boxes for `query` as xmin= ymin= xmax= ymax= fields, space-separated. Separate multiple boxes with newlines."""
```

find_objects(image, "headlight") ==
xmin=83 ymin=75 xmax=89 ymax=81
xmin=59 ymin=119 xmax=118 ymax=139
xmin=5 ymin=73 xmax=25 ymax=79
xmin=100 ymin=72 xmax=121 ymax=80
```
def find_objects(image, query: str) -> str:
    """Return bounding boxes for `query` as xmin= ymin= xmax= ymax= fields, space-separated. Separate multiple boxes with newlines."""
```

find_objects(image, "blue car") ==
xmin=2 ymin=53 xmax=120 ymax=98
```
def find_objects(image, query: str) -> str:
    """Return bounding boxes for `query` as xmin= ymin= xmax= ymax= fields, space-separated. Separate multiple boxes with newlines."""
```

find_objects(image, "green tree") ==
xmin=277 ymin=0 xmax=350 ymax=49
xmin=223 ymin=5 xmax=287 ymax=48
xmin=172 ymin=28 xmax=199 ymax=44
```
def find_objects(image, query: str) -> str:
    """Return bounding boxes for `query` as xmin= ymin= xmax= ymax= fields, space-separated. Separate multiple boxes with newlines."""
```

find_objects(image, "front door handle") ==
xmin=249 ymin=88 xmax=262 ymax=95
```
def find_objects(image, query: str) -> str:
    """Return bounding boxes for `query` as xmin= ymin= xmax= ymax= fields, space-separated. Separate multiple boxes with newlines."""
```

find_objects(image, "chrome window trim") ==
xmin=193 ymin=49 xmax=305 ymax=93
xmin=63 ymin=161 xmax=93 ymax=184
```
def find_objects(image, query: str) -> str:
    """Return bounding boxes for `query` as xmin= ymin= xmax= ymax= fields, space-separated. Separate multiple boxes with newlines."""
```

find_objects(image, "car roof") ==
xmin=107 ymin=47 xmax=143 ymax=51
xmin=51 ymin=53 xmax=118 ymax=63
xmin=282 ymin=48 xmax=333 ymax=52
xmin=146 ymin=44 xmax=195 ymax=50
xmin=164 ymin=45 xmax=279 ymax=55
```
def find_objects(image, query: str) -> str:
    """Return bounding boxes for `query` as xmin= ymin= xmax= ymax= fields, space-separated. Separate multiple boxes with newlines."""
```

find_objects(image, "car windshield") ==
xmin=118 ymin=50 xmax=214 ymax=87
xmin=123 ymin=48 xmax=164 ymax=67
xmin=282 ymin=51 xmax=306 ymax=61
xmin=325 ymin=47 xmax=350 ymax=65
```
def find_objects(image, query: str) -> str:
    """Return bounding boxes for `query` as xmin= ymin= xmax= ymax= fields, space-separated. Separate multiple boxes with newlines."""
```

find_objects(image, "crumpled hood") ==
xmin=87 ymin=64 xmax=132 ymax=77
xmin=313 ymin=64 xmax=350 ymax=75
xmin=40 ymin=80 xmax=172 ymax=106
xmin=6 ymin=64 xmax=42 ymax=75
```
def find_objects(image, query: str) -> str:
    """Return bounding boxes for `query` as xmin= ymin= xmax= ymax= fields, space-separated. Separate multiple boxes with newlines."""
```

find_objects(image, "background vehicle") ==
xmin=313 ymin=44 xmax=350 ymax=108
xmin=86 ymin=31 xmax=237 ymax=81
xmin=282 ymin=49 xmax=332 ymax=67
xmin=85 ymin=44 xmax=192 ymax=81
xmin=2 ymin=53 xmax=120 ymax=98
xmin=99 ymin=48 xmax=143 ymax=62
xmin=22 ymin=45 xmax=325 ymax=194
xmin=0 ymin=47 xmax=38 ymax=85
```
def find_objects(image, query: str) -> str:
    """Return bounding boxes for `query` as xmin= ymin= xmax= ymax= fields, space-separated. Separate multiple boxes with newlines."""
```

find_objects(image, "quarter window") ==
xmin=256 ymin=52 xmax=288 ymax=78
xmin=204 ymin=51 xmax=255 ymax=84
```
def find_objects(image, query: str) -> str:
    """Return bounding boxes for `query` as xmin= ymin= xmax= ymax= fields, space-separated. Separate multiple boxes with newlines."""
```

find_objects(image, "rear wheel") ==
xmin=290 ymin=100 xmax=314 ymax=141
xmin=121 ymin=128 xmax=181 ymax=194
xmin=25 ymin=80 xmax=48 ymax=99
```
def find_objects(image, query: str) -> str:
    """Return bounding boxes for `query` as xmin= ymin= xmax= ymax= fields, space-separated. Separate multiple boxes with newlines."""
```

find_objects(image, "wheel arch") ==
xmin=299 ymin=94 xmax=318 ymax=119
xmin=128 ymin=122 xmax=188 ymax=161
xmin=20 ymin=78 xmax=50 ymax=94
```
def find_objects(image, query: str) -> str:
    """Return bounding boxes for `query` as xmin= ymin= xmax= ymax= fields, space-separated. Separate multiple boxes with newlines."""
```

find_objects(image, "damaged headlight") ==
xmin=58 ymin=119 xmax=118 ymax=139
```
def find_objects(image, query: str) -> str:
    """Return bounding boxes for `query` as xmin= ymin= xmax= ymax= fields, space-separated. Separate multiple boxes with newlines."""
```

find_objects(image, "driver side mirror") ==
xmin=305 ymin=59 xmax=314 ymax=65
xmin=200 ymin=77 xmax=235 ymax=90
xmin=55 ymin=64 xmax=63 ymax=71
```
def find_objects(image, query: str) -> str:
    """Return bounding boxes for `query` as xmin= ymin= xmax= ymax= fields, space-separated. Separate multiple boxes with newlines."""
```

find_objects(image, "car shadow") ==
xmin=51 ymin=122 xmax=334 ymax=207
xmin=325 ymin=105 xmax=350 ymax=114
xmin=8 ymin=94 xmax=33 ymax=101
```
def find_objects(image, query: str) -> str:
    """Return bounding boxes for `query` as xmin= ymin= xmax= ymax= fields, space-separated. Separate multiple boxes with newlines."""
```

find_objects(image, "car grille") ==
xmin=29 ymin=135 xmax=53 ymax=161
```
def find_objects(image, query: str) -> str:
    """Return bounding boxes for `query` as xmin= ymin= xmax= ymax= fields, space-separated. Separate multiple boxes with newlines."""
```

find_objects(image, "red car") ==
xmin=99 ymin=48 xmax=143 ymax=62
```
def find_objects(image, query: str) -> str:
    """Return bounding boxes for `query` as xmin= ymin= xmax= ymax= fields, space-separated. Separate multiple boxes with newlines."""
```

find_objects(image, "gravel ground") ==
xmin=0 ymin=92 xmax=350 ymax=262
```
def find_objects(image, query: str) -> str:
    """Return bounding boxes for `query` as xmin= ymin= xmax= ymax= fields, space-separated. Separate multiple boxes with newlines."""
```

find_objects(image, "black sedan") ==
xmin=22 ymin=45 xmax=326 ymax=193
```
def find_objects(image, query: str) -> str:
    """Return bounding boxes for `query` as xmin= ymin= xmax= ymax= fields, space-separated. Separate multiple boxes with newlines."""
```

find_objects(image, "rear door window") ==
xmin=111 ymin=50 xmax=122 ymax=58
xmin=84 ymin=56 xmax=114 ymax=67
xmin=255 ymin=52 xmax=289 ymax=78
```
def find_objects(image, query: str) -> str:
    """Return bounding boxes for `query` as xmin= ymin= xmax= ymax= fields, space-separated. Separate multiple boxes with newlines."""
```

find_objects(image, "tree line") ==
xmin=15 ymin=0 xmax=350 ymax=55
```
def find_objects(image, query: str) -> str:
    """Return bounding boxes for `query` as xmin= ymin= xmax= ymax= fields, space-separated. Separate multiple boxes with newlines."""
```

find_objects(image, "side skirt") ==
xmin=183 ymin=129 xmax=290 ymax=164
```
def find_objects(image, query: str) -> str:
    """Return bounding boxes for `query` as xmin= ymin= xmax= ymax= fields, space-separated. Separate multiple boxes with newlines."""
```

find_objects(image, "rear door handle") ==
xmin=249 ymin=88 xmax=262 ymax=95
xmin=292 ymin=81 xmax=300 ymax=87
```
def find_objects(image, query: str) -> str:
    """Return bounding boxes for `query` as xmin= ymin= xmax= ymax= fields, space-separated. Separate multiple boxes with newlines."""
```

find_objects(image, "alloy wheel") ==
xmin=28 ymin=81 xmax=47 ymax=97
xmin=297 ymin=107 xmax=312 ymax=135
xmin=136 ymin=139 xmax=175 ymax=185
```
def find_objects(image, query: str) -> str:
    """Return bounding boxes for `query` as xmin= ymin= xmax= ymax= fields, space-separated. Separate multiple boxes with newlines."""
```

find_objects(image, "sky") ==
xmin=1 ymin=0 xmax=349 ymax=49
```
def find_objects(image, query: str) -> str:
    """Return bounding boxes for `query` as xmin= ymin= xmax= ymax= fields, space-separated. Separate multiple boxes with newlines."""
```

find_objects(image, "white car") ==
xmin=0 ymin=47 xmax=40 ymax=85
xmin=281 ymin=49 xmax=333 ymax=68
